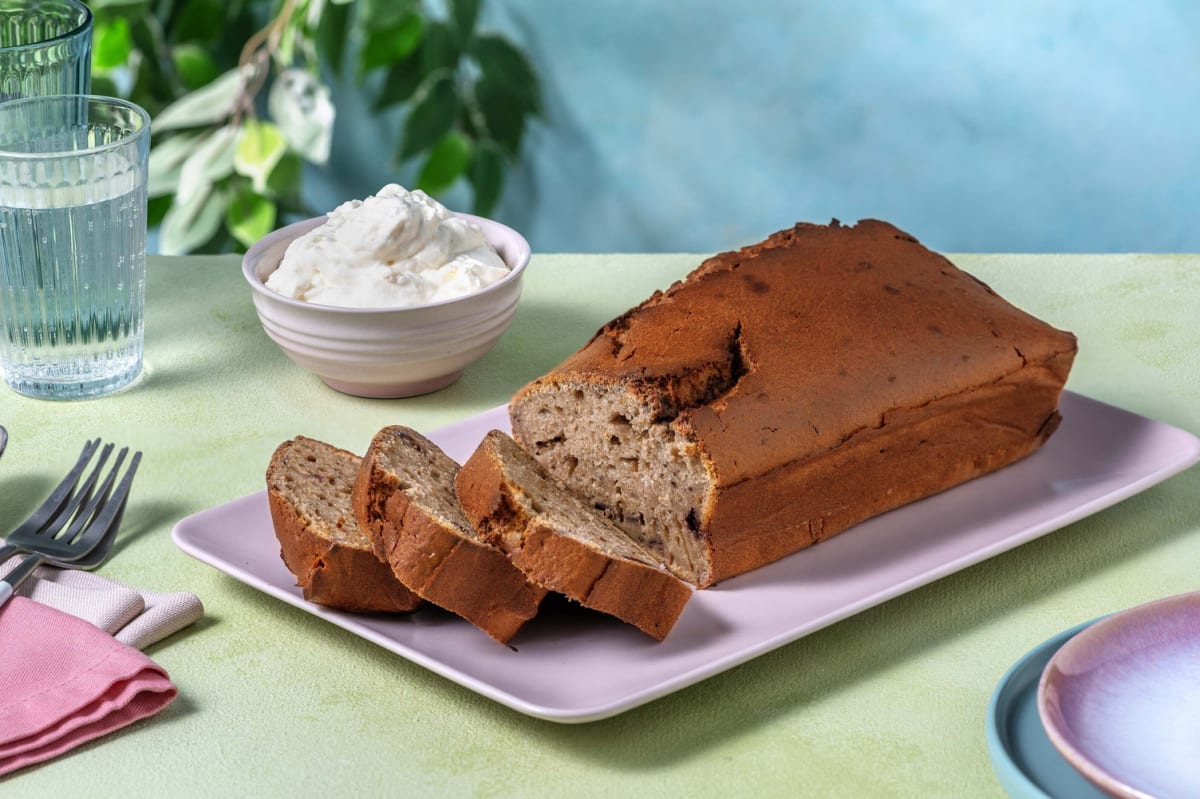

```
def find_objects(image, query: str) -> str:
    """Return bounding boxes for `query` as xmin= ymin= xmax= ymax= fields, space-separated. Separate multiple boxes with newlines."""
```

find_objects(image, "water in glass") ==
xmin=0 ymin=96 xmax=149 ymax=400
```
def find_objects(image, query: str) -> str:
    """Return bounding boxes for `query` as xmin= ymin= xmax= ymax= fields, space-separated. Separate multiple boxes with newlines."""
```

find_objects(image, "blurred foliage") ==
xmin=84 ymin=0 xmax=541 ymax=254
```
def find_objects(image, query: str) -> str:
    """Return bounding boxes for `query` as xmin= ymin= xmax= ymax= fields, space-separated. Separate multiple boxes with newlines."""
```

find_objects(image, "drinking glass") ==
xmin=0 ymin=0 xmax=92 ymax=101
xmin=0 ymin=95 xmax=150 ymax=400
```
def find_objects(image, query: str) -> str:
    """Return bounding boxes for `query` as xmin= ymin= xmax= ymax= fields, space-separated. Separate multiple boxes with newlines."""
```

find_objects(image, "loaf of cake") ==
xmin=352 ymin=425 xmax=546 ymax=643
xmin=509 ymin=219 xmax=1078 ymax=587
xmin=267 ymin=436 xmax=423 ymax=612
xmin=455 ymin=430 xmax=692 ymax=641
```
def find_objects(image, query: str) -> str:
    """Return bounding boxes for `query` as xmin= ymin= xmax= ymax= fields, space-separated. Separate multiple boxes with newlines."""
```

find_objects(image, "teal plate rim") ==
xmin=985 ymin=617 xmax=1111 ymax=798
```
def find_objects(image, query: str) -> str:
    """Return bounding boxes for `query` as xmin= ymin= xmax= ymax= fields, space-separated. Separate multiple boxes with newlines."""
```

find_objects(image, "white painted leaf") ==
xmin=159 ymin=184 xmax=227 ymax=255
xmin=153 ymin=66 xmax=252 ymax=132
xmin=148 ymin=132 xmax=201 ymax=198
xmin=176 ymin=125 xmax=238 ymax=203
xmin=267 ymin=68 xmax=335 ymax=165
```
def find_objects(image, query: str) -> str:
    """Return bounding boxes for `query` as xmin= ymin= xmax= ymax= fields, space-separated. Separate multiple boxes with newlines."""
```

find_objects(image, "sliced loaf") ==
xmin=267 ymin=436 xmax=422 ymax=612
xmin=509 ymin=219 xmax=1078 ymax=586
xmin=352 ymin=425 xmax=546 ymax=644
xmin=455 ymin=430 xmax=692 ymax=641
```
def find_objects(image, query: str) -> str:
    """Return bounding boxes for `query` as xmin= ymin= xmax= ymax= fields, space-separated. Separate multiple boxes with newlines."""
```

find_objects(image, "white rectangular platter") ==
xmin=172 ymin=392 xmax=1200 ymax=722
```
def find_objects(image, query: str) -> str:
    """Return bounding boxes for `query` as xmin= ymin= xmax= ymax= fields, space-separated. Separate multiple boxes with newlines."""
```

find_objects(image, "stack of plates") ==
xmin=988 ymin=592 xmax=1200 ymax=798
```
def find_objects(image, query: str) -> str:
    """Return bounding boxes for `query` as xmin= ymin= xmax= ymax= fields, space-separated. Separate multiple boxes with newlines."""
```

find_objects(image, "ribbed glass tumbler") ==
xmin=0 ymin=95 xmax=151 ymax=400
xmin=0 ymin=0 xmax=92 ymax=101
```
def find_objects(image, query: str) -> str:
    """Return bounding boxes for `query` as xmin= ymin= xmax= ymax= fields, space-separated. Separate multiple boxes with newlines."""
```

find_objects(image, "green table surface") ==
xmin=1 ymin=251 xmax=1198 ymax=797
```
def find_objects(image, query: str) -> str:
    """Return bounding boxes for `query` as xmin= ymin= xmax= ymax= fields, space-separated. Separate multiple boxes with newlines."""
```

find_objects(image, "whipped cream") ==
xmin=265 ymin=184 xmax=510 ymax=308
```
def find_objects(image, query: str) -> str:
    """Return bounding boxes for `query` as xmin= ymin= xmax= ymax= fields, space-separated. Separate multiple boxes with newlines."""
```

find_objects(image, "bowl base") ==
xmin=321 ymin=371 xmax=463 ymax=399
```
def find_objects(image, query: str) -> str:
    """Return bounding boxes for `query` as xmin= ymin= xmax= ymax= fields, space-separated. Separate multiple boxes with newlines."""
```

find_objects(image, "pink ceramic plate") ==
xmin=1039 ymin=591 xmax=1200 ymax=798
xmin=173 ymin=392 xmax=1200 ymax=723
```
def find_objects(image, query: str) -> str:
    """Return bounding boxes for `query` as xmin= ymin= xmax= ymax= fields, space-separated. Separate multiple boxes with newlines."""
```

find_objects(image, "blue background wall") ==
xmin=309 ymin=1 xmax=1200 ymax=254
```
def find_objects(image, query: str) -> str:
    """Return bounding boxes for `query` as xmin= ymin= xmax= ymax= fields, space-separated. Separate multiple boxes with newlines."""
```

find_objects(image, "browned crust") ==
xmin=702 ymin=361 xmax=1067 ymax=583
xmin=351 ymin=430 xmax=545 ymax=644
xmin=266 ymin=446 xmax=422 ymax=613
xmin=455 ymin=433 xmax=691 ymax=641
xmin=511 ymin=219 xmax=1079 ymax=587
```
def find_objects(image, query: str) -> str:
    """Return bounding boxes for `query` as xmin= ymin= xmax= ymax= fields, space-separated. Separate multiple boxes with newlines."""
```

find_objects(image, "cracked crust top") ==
xmin=526 ymin=219 xmax=1076 ymax=484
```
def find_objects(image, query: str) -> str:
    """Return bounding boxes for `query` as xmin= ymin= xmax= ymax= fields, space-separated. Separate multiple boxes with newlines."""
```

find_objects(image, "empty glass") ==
xmin=0 ymin=95 xmax=150 ymax=400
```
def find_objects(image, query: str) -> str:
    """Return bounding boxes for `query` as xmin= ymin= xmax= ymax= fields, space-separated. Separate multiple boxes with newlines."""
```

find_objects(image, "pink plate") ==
xmin=173 ymin=392 xmax=1200 ymax=722
xmin=1039 ymin=591 xmax=1200 ymax=798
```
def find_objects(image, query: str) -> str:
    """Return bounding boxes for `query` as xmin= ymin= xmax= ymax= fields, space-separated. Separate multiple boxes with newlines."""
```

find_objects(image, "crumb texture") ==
xmin=455 ymin=430 xmax=691 ymax=641
xmin=353 ymin=426 xmax=545 ymax=643
xmin=366 ymin=425 xmax=478 ymax=541
xmin=266 ymin=436 xmax=421 ymax=612
xmin=268 ymin=435 xmax=369 ymax=549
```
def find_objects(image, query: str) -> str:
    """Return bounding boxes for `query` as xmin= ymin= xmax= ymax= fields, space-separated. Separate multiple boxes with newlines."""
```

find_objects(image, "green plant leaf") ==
xmin=159 ymin=183 xmax=227 ymax=255
xmin=371 ymin=49 xmax=424 ymax=111
xmin=399 ymin=75 xmax=459 ymax=160
xmin=265 ymin=152 xmax=304 ymax=204
xmin=421 ymin=21 xmax=460 ymax=75
xmin=126 ymin=17 xmax=175 ymax=108
xmin=467 ymin=139 xmax=505 ymax=216
xmin=471 ymin=34 xmax=540 ymax=113
xmin=358 ymin=12 xmax=425 ymax=76
xmin=449 ymin=0 xmax=480 ymax=45
xmin=234 ymin=120 xmax=288 ymax=193
xmin=358 ymin=0 xmax=420 ymax=30
xmin=177 ymin=125 xmax=238 ymax=202
xmin=91 ymin=73 xmax=121 ymax=100
xmin=277 ymin=22 xmax=298 ymax=68
xmin=147 ymin=194 xmax=172 ymax=229
xmin=171 ymin=0 xmax=225 ymax=45
xmin=93 ymin=17 xmax=133 ymax=70
xmin=172 ymin=44 xmax=219 ymax=90
xmin=226 ymin=187 xmax=277 ymax=249
xmin=148 ymin=131 xmax=202 ymax=197
xmin=153 ymin=66 xmax=249 ymax=132
xmin=316 ymin=0 xmax=352 ymax=77
xmin=416 ymin=132 xmax=472 ymax=195
xmin=267 ymin=68 xmax=336 ymax=165
xmin=473 ymin=78 xmax=526 ymax=157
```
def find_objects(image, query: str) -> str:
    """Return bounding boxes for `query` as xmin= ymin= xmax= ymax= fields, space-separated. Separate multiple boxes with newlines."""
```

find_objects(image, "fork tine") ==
xmin=75 ymin=450 xmax=141 ymax=557
xmin=5 ymin=438 xmax=101 ymax=537
xmin=60 ymin=447 xmax=129 ymax=548
xmin=0 ymin=447 xmax=139 ymax=606
xmin=35 ymin=442 xmax=114 ymax=541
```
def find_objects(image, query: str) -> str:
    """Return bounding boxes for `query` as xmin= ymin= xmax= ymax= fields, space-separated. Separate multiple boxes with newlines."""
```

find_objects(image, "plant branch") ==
xmin=233 ymin=0 xmax=297 ymax=124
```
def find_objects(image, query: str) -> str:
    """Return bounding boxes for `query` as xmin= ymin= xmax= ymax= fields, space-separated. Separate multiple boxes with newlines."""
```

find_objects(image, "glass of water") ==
xmin=0 ymin=0 xmax=92 ymax=101
xmin=0 ymin=95 xmax=150 ymax=400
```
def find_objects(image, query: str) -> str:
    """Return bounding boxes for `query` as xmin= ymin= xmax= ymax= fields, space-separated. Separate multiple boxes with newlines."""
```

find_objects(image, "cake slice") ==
xmin=267 ymin=436 xmax=422 ymax=612
xmin=455 ymin=430 xmax=692 ymax=641
xmin=352 ymin=425 xmax=546 ymax=644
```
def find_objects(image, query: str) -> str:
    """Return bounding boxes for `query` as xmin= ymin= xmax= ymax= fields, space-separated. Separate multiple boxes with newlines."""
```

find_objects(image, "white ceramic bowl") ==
xmin=242 ymin=212 xmax=531 ymax=398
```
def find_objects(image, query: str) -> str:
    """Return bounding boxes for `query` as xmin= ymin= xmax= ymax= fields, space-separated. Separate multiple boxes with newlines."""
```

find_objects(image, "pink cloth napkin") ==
xmin=0 ymin=596 xmax=177 ymax=777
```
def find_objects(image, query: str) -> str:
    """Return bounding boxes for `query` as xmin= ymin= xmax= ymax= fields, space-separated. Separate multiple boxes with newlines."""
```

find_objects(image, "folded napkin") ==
xmin=0 ymin=553 xmax=203 ymax=650
xmin=0 ymin=552 xmax=203 ymax=777
xmin=0 ymin=597 xmax=177 ymax=776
